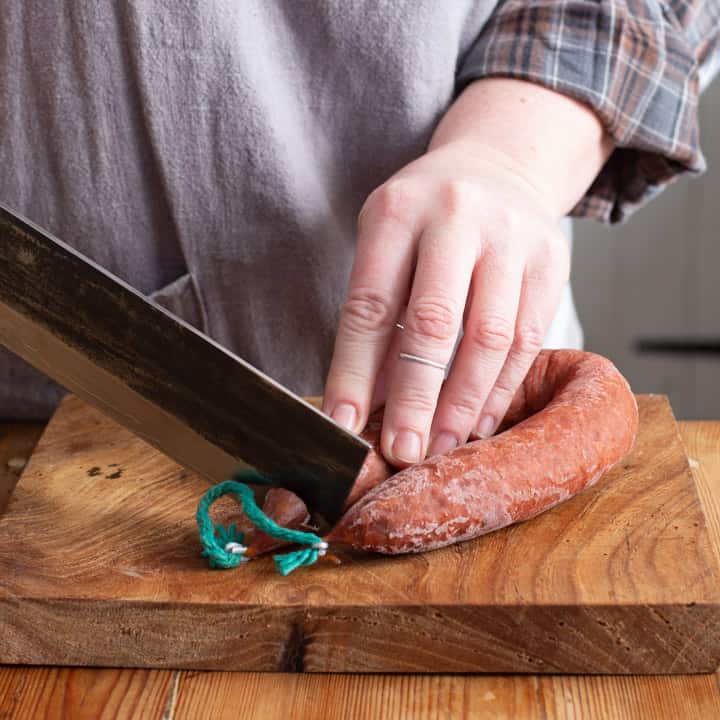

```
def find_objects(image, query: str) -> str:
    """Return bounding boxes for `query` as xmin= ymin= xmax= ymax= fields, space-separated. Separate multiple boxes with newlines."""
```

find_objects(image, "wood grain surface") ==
xmin=0 ymin=422 xmax=45 ymax=515
xmin=1 ymin=665 xmax=718 ymax=720
xmin=1 ymin=418 xmax=720 ymax=718
xmin=1 ymin=394 xmax=719 ymax=674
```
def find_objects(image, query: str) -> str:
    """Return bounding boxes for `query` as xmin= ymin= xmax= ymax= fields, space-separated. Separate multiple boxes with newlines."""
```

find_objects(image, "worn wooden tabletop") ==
xmin=1 ymin=420 xmax=719 ymax=719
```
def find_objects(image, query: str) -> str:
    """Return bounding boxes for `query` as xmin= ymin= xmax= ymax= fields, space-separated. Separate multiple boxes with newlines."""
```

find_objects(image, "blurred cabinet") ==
xmin=572 ymin=80 xmax=720 ymax=419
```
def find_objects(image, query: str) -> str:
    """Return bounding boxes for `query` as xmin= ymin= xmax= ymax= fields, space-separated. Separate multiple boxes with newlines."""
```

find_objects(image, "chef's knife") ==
xmin=0 ymin=204 xmax=371 ymax=525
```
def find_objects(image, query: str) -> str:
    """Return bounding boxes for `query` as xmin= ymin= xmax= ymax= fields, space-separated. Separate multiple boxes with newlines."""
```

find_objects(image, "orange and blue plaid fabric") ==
xmin=458 ymin=0 xmax=720 ymax=222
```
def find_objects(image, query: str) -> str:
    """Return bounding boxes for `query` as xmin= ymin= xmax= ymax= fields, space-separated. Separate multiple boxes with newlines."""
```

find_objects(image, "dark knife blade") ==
xmin=0 ymin=204 xmax=370 ymax=525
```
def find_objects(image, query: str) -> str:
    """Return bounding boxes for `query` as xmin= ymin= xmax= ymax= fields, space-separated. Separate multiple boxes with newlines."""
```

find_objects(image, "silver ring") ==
xmin=395 ymin=322 xmax=405 ymax=330
xmin=398 ymin=352 xmax=447 ymax=371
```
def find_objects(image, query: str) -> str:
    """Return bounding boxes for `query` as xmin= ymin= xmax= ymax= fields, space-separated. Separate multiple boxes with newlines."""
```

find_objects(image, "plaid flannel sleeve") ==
xmin=457 ymin=0 xmax=720 ymax=223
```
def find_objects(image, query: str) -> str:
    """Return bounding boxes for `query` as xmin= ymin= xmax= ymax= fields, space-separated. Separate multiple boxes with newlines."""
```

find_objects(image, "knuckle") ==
xmin=407 ymin=296 xmax=459 ymax=342
xmin=539 ymin=230 xmax=570 ymax=273
xmin=523 ymin=266 xmax=546 ymax=285
xmin=480 ymin=239 xmax=502 ymax=266
xmin=490 ymin=376 xmax=517 ymax=404
xmin=487 ymin=207 xmax=516 ymax=239
xmin=438 ymin=179 xmax=476 ymax=219
xmin=365 ymin=180 xmax=416 ymax=226
xmin=331 ymin=364 xmax=373 ymax=388
xmin=513 ymin=322 xmax=545 ymax=356
xmin=342 ymin=288 xmax=394 ymax=333
xmin=448 ymin=393 xmax=484 ymax=420
xmin=394 ymin=388 xmax=437 ymax=415
xmin=468 ymin=315 xmax=515 ymax=353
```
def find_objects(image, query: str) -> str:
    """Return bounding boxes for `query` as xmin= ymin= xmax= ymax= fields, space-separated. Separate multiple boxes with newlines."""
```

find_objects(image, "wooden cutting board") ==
xmin=1 ymin=394 xmax=719 ymax=673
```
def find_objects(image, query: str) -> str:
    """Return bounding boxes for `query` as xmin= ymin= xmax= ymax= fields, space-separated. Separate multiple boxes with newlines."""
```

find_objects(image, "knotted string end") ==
xmin=196 ymin=471 xmax=329 ymax=575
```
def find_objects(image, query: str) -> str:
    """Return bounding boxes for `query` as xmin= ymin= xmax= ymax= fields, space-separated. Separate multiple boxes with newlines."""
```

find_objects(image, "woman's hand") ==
xmin=323 ymin=79 xmax=613 ymax=466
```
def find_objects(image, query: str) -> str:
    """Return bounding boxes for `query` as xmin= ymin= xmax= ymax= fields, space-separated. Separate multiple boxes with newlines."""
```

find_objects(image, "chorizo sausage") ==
xmin=246 ymin=409 xmax=393 ymax=555
xmin=325 ymin=349 xmax=638 ymax=554
xmin=243 ymin=486 xmax=311 ymax=557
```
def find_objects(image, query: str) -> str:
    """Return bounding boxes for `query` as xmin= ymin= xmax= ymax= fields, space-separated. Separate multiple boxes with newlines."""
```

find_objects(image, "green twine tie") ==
xmin=196 ymin=470 xmax=328 ymax=576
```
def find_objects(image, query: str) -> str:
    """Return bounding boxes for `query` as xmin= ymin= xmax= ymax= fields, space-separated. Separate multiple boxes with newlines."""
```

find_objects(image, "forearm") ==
xmin=455 ymin=1 xmax=720 ymax=222
xmin=429 ymin=77 xmax=614 ymax=219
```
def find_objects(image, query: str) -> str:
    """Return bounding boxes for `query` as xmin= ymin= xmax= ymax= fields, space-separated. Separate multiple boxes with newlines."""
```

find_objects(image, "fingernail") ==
xmin=392 ymin=429 xmax=422 ymax=464
xmin=429 ymin=431 xmax=458 ymax=456
xmin=475 ymin=414 xmax=496 ymax=439
xmin=331 ymin=403 xmax=357 ymax=431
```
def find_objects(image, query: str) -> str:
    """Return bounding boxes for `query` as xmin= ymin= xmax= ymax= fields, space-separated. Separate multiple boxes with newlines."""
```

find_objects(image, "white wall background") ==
xmin=572 ymin=79 xmax=719 ymax=420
